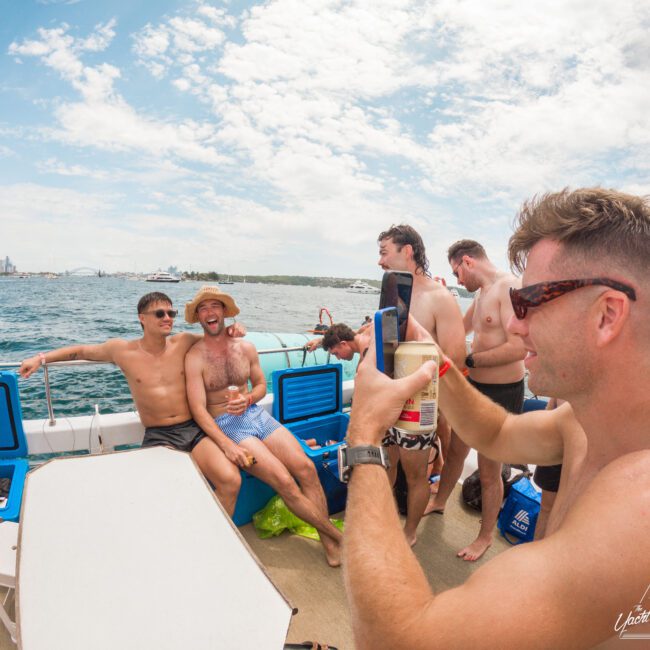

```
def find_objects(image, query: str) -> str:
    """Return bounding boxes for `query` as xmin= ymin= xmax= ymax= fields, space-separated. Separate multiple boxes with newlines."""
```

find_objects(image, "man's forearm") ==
xmin=37 ymin=345 xmax=88 ymax=364
xmin=247 ymin=384 xmax=265 ymax=406
xmin=439 ymin=363 xmax=509 ymax=454
xmin=470 ymin=341 xmax=525 ymax=368
xmin=345 ymin=464 xmax=434 ymax=649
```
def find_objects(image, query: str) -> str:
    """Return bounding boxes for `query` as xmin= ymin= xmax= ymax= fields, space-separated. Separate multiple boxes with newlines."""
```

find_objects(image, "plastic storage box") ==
xmin=232 ymin=473 xmax=276 ymax=526
xmin=0 ymin=372 xmax=29 ymax=522
xmin=272 ymin=364 xmax=349 ymax=514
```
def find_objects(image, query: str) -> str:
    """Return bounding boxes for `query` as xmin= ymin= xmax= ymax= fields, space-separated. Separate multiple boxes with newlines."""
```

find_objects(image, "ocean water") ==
xmin=5 ymin=276 xmax=453 ymax=419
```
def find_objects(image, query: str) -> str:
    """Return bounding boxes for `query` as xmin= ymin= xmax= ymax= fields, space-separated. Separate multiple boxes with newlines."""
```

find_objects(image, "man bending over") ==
xmin=19 ymin=292 xmax=242 ymax=515
xmin=184 ymin=286 xmax=343 ymax=567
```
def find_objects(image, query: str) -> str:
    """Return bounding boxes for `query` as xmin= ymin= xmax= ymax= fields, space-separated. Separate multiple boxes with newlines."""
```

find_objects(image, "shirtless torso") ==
xmin=189 ymin=337 xmax=260 ymax=419
xmin=109 ymin=334 xmax=199 ymax=427
xmin=465 ymin=272 xmax=525 ymax=384
xmin=409 ymin=275 xmax=467 ymax=366
xmin=19 ymin=330 xmax=201 ymax=428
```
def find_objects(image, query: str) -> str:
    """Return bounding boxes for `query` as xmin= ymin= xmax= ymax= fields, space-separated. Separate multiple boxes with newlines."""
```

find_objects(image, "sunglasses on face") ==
xmin=451 ymin=259 xmax=463 ymax=279
xmin=509 ymin=278 xmax=637 ymax=320
xmin=144 ymin=309 xmax=178 ymax=319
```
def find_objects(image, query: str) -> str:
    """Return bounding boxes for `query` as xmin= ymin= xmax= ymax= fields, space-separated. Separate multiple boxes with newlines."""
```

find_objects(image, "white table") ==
xmin=17 ymin=447 xmax=293 ymax=649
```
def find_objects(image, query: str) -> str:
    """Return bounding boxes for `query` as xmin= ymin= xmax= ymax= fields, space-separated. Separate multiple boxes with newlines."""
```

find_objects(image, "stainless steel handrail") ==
xmin=0 ymin=345 xmax=313 ymax=426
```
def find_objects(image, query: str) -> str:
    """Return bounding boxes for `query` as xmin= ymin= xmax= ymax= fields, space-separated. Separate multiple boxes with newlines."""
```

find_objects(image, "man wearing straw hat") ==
xmin=185 ymin=285 xmax=343 ymax=567
xmin=18 ymin=290 xmax=245 ymax=516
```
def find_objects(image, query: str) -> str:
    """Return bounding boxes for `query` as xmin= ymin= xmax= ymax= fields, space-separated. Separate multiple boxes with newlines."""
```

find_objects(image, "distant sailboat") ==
xmin=221 ymin=274 xmax=234 ymax=285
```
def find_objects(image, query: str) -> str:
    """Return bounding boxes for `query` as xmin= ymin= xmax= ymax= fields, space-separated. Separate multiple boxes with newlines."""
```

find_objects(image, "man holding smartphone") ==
xmin=343 ymin=188 xmax=650 ymax=647
xmin=377 ymin=225 xmax=466 ymax=546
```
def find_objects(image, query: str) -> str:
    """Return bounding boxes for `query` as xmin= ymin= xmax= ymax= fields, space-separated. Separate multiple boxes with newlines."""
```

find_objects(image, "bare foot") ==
xmin=456 ymin=536 xmax=492 ymax=562
xmin=423 ymin=493 xmax=445 ymax=516
xmin=321 ymin=535 xmax=341 ymax=568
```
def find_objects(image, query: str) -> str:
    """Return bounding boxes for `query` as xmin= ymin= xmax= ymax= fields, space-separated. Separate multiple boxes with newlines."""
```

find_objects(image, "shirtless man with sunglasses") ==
xmin=343 ymin=188 xmax=649 ymax=648
xmin=425 ymin=239 xmax=526 ymax=561
xmin=19 ymin=291 xmax=244 ymax=515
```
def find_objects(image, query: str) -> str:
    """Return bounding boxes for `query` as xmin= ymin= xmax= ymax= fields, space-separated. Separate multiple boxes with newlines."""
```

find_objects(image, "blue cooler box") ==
xmin=272 ymin=364 xmax=349 ymax=513
xmin=232 ymin=473 xmax=276 ymax=526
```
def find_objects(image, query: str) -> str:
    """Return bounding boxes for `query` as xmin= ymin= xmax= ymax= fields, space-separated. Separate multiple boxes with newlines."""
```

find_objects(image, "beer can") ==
xmin=227 ymin=385 xmax=239 ymax=401
xmin=394 ymin=341 xmax=439 ymax=434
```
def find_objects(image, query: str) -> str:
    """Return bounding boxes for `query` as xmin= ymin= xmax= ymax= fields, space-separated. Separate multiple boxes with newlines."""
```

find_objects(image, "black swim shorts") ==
xmin=142 ymin=418 xmax=207 ymax=452
xmin=534 ymin=463 xmax=562 ymax=492
xmin=468 ymin=377 xmax=525 ymax=414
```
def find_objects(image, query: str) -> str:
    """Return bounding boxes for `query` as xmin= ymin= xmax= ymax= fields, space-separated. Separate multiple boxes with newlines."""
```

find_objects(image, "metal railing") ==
xmin=0 ymin=345 xmax=312 ymax=427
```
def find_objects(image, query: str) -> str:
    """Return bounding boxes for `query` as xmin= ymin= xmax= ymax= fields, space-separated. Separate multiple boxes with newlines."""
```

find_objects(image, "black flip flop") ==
xmin=284 ymin=641 xmax=338 ymax=650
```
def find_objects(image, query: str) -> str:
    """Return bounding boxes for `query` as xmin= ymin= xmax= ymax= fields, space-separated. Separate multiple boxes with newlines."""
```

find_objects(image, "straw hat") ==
xmin=184 ymin=285 xmax=240 ymax=323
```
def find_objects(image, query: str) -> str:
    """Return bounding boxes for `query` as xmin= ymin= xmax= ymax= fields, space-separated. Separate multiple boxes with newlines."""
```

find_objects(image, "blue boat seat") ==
xmin=0 ymin=372 xmax=29 ymax=522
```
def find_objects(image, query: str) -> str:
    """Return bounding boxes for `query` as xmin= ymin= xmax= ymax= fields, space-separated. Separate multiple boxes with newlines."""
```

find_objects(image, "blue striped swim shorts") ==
xmin=215 ymin=404 xmax=281 ymax=445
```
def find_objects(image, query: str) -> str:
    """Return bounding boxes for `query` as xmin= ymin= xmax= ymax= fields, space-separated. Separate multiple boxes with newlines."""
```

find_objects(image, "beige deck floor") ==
xmin=0 ymin=485 xmax=510 ymax=650
xmin=241 ymin=485 xmax=511 ymax=650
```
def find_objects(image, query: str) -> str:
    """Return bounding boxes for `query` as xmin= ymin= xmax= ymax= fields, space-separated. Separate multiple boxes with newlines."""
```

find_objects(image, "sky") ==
xmin=1 ymin=0 xmax=649 ymax=283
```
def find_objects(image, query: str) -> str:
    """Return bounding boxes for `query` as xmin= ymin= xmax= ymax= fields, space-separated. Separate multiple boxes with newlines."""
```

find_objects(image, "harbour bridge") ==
xmin=66 ymin=267 xmax=105 ymax=277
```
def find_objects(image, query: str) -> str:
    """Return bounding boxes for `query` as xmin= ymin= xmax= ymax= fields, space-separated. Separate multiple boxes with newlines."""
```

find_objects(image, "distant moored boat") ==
xmin=346 ymin=280 xmax=379 ymax=294
xmin=145 ymin=271 xmax=180 ymax=283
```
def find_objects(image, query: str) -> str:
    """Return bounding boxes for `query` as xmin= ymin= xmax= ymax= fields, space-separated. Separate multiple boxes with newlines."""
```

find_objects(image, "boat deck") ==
xmin=241 ymin=484 xmax=511 ymax=649
xmin=0 ymin=484 xmax=510 ymax=649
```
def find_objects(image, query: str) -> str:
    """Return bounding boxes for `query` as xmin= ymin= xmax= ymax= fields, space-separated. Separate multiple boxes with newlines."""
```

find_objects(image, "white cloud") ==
xmin=133 ymin=24 xmax=170 ymax=59
xmin=9 ymin=22 xmax=232 ymax=167
xmin=5 ymin=0 xmax=650 ymax=277
xmin=37 ymin=158 xmax=109 ymax=179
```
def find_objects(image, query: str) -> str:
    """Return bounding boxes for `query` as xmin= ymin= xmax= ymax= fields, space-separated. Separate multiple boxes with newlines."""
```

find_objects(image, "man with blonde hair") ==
xmin=343 ymin=188 xmax=650 ymax=647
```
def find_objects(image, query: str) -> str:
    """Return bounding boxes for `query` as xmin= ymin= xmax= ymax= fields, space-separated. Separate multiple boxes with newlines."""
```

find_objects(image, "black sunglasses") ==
xmin=509 ymin=278 xmax=636 ymax=320
xmin=143 ymin=309 xmax=178 ymax=319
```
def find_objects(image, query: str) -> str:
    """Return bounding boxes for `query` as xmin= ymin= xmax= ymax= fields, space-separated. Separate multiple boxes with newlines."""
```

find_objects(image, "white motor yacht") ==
xmin=346 ymin=280 xmax=379 ymax=294
xmin=145 ymin=271 xmax=180 ymax=283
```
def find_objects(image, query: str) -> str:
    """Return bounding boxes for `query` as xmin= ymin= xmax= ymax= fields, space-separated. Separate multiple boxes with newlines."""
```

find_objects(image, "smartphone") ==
xmin=378 ymin=271 xmax=413 ymax=341
xmin=374 ymin=307 xmax=399 ymax=377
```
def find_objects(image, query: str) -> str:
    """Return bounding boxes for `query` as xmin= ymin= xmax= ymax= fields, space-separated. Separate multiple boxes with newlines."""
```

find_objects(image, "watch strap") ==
xmin=347 ymin=445 xmax=387 ymax=467
xmin=338 ymin=444 xmax=389 ymax=483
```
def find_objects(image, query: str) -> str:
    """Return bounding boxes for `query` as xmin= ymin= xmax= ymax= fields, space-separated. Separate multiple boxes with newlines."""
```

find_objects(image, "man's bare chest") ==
xmin=473 ymin=294 xmax=501 ymax=332
xmin=118 ymin=349 xmax=185 ymax=388
xmin=203 ymin=350 xmax=250 ymax=391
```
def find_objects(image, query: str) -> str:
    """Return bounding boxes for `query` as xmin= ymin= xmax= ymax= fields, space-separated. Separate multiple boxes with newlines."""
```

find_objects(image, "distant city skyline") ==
xmin=2 ymin=1 xmax=649 ymax=285
xmin=1 ymin=256 xmax=16 ymax=273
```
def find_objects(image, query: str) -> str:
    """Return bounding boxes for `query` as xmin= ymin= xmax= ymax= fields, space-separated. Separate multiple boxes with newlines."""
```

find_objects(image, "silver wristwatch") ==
xmin=337 ymin=443 xmax=390 ymax=483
